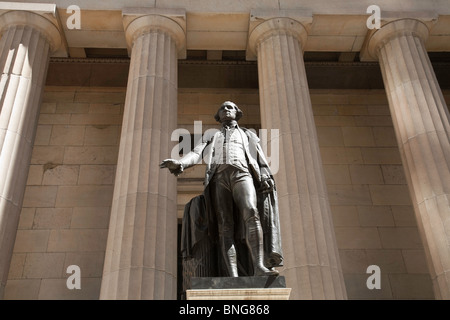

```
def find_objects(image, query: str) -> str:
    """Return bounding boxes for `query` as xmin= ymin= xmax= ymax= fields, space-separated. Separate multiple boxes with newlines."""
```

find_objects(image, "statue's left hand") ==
xmin=259 ymin=177 xmax=275 ymax=193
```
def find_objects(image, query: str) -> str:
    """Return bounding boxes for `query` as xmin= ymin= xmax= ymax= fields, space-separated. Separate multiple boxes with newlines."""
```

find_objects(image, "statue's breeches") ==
xmin=210 ymin=165 xmax=260 ymax=229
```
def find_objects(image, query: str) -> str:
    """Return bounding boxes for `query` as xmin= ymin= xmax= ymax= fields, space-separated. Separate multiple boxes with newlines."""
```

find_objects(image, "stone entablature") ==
xmin=1 ymin=2 xmax=449 ymax=57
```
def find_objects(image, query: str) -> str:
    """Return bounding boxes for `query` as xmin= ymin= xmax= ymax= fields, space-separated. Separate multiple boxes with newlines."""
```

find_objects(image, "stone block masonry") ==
xmin=4 ymin=85 xmax=446 ymax=300
xmin=5 ymin=86 xmax=124 ymax=300
xmin=315 ymin=89 xmax=437 ymax=299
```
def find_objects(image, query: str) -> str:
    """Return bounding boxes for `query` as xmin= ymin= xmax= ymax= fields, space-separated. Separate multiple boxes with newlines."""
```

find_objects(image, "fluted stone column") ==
xmin=0 ymin=10 xmax=61 ymax=299
xmin=248 ymin=18 xmax=347 ymax=299
xmin=100 ymin=13 xmax=185 ymax=299
xmin=365 ymin=19 xmax=450 ymax=299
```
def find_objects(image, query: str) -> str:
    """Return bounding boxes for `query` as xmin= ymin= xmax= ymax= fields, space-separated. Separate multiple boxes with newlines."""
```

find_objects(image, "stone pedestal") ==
xmin=186 ymin=276 xmax=291 ymax=300
xmin=99 ymin=12 xmax=186 ymax=300
xmin=365 ymin=18 xmax=450 ymax=299
xmin=0 ymin=10 xmax=61 ymax=299
xmin=186 ymin=288 xmax=291 ymax=300
xmin=247 ymin=16 xmax=347 ymax=300
xmin=191 ymin=276 xmax=287 ymax=289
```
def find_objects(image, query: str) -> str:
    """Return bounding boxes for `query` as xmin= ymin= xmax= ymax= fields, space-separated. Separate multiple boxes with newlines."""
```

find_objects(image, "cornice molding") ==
xmin=49 ymin=57 xmax=450 ymax=68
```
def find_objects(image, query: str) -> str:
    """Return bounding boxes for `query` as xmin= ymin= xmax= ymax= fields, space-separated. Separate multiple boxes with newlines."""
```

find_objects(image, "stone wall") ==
xmin=312 ymin=89 xmax=438 ymax=299
xmin=5 ymin=85 xmax=447 ymax=299
xmin=5 ymin=87 xmax=125 ymax=299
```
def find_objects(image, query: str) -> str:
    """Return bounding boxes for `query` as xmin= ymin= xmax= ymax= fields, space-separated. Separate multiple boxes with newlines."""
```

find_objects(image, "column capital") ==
xmin=246 ymin=9 xmax=311 ymax=61
xmin=123 ymin=8 xmax=186 ymax=59
xmin=0 ymin=9 xmax=63 ymax=54
xmin=362 ymin=18 xmax=433 ymax=61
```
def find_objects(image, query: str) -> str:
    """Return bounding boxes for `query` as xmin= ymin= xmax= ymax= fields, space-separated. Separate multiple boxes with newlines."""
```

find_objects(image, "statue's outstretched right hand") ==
xmin=159 ymin=159 xmax=183 ymax=176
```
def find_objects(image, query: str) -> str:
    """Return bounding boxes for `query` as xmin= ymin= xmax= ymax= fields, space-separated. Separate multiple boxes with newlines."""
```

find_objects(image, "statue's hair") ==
xmin=214 ymin=101 xmax=243 ymax=122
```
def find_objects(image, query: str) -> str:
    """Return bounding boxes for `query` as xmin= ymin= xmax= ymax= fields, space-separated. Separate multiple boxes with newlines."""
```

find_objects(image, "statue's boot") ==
xmin=246 ymin=217 xmax=279 ymax=276
xmin=221 ymin=238 xmax=239 ymax=277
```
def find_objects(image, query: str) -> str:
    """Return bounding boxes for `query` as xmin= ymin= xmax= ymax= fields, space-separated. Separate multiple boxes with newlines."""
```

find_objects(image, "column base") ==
xmin=186 ymin=276 xmax=291 ymax=300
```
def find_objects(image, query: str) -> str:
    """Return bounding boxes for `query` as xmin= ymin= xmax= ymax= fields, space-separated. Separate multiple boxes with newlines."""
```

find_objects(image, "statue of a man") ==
xmin=160 ymin=101 xmax=283 ymax=277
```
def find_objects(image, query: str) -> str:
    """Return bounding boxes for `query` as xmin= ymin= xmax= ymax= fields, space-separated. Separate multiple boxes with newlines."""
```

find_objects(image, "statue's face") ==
xmin=218 ymin=102 xmax=238 ymax=122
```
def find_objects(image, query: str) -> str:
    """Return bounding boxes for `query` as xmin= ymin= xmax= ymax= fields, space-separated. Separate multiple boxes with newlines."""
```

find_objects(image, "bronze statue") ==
xmin=160 ymin=101 xmax=283 ymax=278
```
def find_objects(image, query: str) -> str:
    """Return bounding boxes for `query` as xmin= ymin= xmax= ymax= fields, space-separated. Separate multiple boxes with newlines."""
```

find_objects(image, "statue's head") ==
xmin=214 ymin=101 xmax=243 ymax=123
